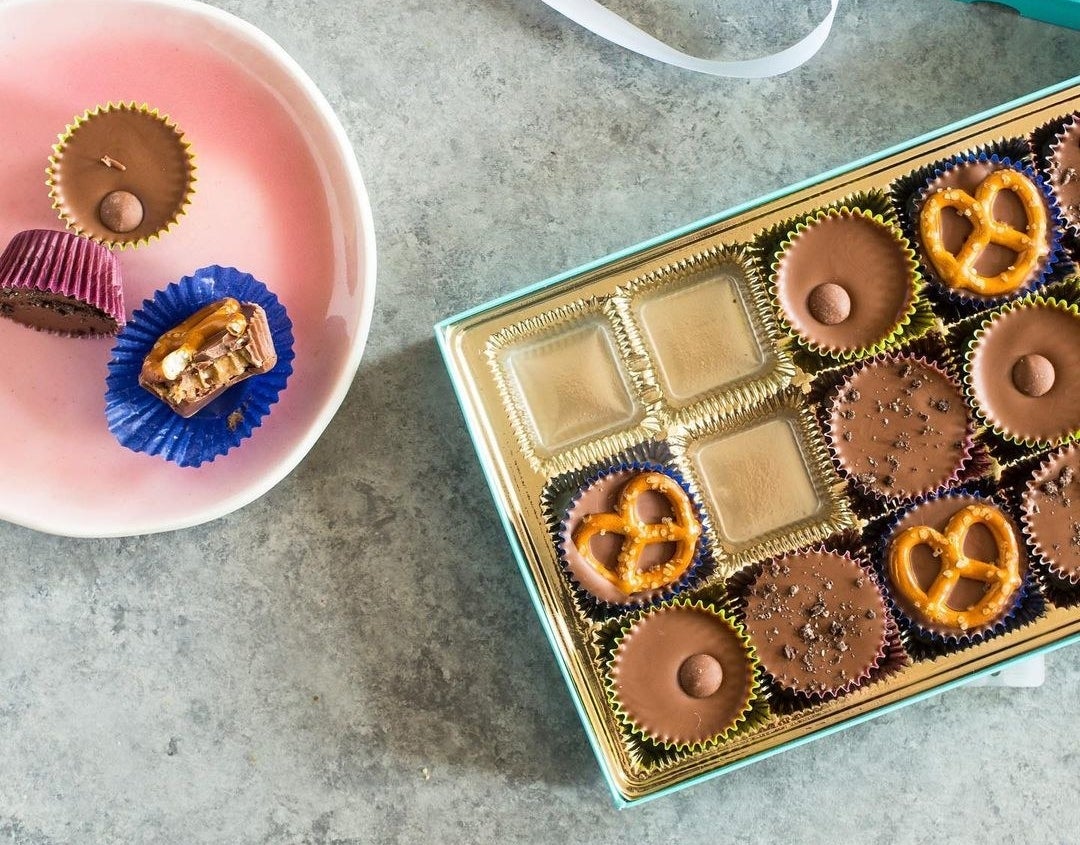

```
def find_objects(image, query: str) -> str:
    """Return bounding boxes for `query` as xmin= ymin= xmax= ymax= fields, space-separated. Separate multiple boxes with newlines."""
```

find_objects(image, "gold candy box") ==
xmin=436 ymin=78 xmax=1080 ymax=805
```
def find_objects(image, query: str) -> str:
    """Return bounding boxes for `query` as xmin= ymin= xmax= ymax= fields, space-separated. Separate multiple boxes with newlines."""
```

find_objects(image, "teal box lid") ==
xmin=955 ymin=0 xmax=1080 ymax=29
xmin=436 ymin=74 xmax=1080 ymax=807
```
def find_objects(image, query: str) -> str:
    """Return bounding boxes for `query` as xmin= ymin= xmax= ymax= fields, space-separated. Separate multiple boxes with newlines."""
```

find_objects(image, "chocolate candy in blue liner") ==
xmin=874 ymin=489 xmax=1043 ymax=656
xmin=908 ymin=153 xmax=1065 ymax=314
xmin=557 ymin=460 xmax=710 ymax=619
xmin=105 ymin=265 xmax=294 ymax=468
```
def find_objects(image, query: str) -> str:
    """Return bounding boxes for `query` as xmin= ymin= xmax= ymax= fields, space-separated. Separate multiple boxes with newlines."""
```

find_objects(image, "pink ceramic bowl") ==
xmin=0 ymin=0 xmax=377 ymax=536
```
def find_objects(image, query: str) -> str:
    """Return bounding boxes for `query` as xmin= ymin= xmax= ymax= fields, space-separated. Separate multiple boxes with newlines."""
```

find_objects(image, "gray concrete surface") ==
xmin=3 ymin=0 xmax=1080 ymax=842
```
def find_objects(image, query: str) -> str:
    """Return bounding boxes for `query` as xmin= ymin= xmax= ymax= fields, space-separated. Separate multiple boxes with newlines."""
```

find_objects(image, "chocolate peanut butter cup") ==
xmin=827 ymin=354 xmax=971 ymax=501
xmin=1022 ymin=444 xmax=1080 ymax=590
xmin=740 ymin=549 xmax=889 ymax=701
xmin=772 ymin=208 xmax=919 ymax=359
xmin=915 ymin=156 xmax=1059 ymax=304
xmin=967 ymin=298 xmax=1080 ymax=447
xmin=883 ymin=493 xmax=1027 ymax=642
xmin=608 ymin=600 xmax=760 ymax=750
xmin=105 ymin=266 xmax=294 ymax=468
xmin=48 ymin=102 xmax=195 ymax=249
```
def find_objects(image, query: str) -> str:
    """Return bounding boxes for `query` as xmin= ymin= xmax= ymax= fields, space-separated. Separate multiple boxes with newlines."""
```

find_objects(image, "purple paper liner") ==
xmin=542 ymin=445 xmax=713 ymax=620
xmin=874 ymin=488 xmax=1045 ymax=657
xmin=1017 ymin=444 xmax=1080 ymax=607
xmin=104 ymin=265 xmax=294 ymax=468
xmin=0 ymin=229 xmax=124 ymax=335
xmin=725 ymin=546 xmax=909 ymax=714
xmin=896 ymin=151 xmax=1066 ymax=317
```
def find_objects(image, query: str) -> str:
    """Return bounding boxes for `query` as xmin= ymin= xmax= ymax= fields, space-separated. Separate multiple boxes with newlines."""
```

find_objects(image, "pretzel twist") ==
xmin=889 ymin=504 xmax=1022 ymax=632
xmin=573 ymin=472 xmax=700 ymax=595
xmin=920 ymin=169 xmax=1049 ymax=297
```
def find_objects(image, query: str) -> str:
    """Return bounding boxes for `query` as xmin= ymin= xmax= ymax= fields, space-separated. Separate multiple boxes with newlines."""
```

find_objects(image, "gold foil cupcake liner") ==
xmin=670 ymin=391 xmax=857 ymax=577
xmin=47 ymin=102 xmax=197 ymax=250
xmin=767 ymin=203 xmax=927 ymax=363
xmin=613 ymin=243 xmax=794 ymax=428
xmin=604 ymin=598 xmax=768 ymax=756
xmin=485 ymin=295 xmax=661 ymax=476
xmin=963 ymin=293 xmax=1080 ymax=450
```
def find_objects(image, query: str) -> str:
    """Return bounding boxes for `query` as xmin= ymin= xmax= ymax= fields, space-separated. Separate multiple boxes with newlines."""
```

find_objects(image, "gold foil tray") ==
xmin=438 ymin=83 xmax=1080 ymax=803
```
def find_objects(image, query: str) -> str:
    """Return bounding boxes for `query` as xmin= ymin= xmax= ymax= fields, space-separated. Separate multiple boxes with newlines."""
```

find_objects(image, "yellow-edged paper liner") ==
xmin=604 ymin=599 xmax=767 ymax=753
xmin=47 ymin=102 xmax=196 ymax=250
xmin=963 ymin=292 xmax=1080 ymax=450
xmin=768 ymin=204 xmax=928 ymax=362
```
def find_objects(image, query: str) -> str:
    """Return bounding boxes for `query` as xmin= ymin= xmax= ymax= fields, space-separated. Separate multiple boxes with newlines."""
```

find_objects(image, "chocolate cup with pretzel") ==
xmin=881 ymin=491 xmax=1029 ymax=645
xmin=913 ymin=154 xmax=1063 ymax=308
xmin=559 ymin=462 xmax=706 ymax=611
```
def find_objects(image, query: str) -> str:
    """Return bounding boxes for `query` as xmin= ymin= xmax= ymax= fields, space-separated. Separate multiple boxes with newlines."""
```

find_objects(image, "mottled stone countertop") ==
xmin=3 ymin=1 xmax=1079 ymax=842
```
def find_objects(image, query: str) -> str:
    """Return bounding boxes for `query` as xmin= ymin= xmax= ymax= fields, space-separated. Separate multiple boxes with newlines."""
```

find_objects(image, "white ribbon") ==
xmin=538 ymin=0 xmax=840 ymax=78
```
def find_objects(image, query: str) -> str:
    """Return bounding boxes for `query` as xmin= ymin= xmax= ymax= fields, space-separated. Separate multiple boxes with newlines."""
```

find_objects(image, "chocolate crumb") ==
xmin=782 ymin=644 xmax=796 ymax=660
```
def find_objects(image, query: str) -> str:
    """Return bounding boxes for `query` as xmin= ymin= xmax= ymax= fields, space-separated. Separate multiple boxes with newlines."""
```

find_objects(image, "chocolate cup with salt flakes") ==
xmin=734 ymin=548 xmax=891 ymax=704
xmin=105 ymin=266 xmax=294 ymax=468
xmin=824 ymin=352 xmax=973 ymax=504
xmin=910 ymin=153 xmax=1064 ymax=310
xmin=1044 ymin=116 xmax=1080 ymax=234
xmin=606 ymin=599 xmax=765 ymax=752
xmin=47 ymin=102 xmax=196 ymax=250
xmin=876 ymin=491 xmax=1038 ymax=650
xmin=558 ymin=461 xmax=708 ymax=615
xmin=0 ymin=229 xmax=124 ymax=336
xmin=1021 ymin=444 xmax=1080 ymax=597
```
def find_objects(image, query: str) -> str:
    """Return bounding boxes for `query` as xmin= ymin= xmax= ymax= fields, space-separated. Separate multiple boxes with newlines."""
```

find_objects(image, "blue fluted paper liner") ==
xmin=105 ymin=265 xmax=294 ymax=468
xmin=874 ymin=489 xmax=1044 ymax=655
xmin=905 ymin=152 xmax=1066 ymax=314
xmin=548 ymin=455 xmax=712 ymax=620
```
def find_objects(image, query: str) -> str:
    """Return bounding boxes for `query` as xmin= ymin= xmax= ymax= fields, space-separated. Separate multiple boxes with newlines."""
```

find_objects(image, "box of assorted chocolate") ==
xmin=436 ymin=76 xmax=1080 ymax=806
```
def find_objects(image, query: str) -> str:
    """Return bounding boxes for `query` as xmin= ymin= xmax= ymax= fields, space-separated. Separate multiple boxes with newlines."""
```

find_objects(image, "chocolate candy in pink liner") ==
xmin=138 ymin=298 xmax=278 ymax=418
xmin=0 ymin=229 xmax=124 ymax=336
